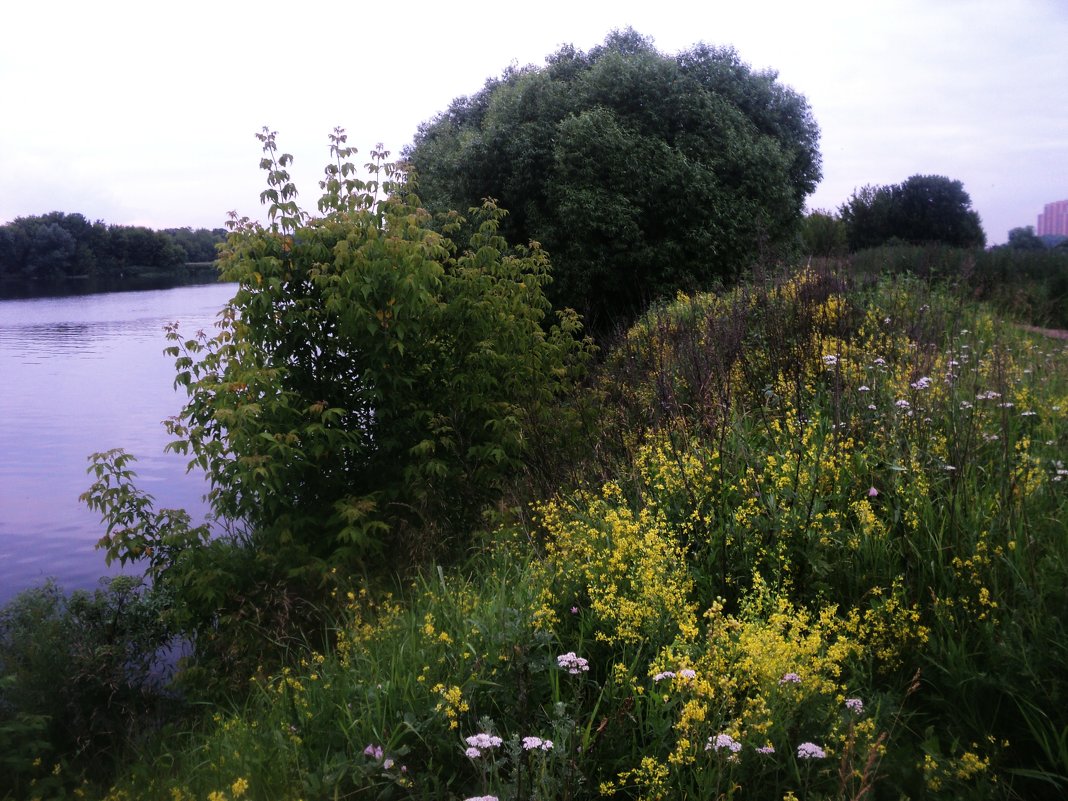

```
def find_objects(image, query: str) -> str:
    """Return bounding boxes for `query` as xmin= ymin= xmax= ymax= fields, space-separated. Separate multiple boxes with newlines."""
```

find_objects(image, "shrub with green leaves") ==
xmin=0 ymin=578 xmax=173 ymax=797
xmin=83 ymin=129 xmax=591 ymax=673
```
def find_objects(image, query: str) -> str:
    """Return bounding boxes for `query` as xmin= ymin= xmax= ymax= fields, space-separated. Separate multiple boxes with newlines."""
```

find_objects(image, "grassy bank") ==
xmin=843 ymin=243 xmax=1068 ymax=329
xmin=4 ymin=260 xmax=1068 ymax=800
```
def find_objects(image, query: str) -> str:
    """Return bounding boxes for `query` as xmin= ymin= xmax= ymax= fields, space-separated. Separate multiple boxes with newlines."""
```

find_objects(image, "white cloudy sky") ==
xmin=2 ymin=0 xmax=1066 ymax=244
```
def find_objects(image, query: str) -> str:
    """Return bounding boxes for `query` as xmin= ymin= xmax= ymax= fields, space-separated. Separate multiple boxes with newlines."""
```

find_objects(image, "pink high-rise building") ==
xmin=1037 ymin=200 xmax=1068 ymax=236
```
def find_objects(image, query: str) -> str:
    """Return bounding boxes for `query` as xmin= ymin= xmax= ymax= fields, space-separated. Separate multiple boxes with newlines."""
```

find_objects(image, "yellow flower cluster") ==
xmin=924 ymin=747 xmax=991 ymax=791
xmin=421 ymin=612 xmax=453 ymax=644
xmin=537 ymin=480 xmax=698 ymax=646
xmin=201 ymin=777 xmax=248 ymax=801
xmin=729 ymin=405 xmax=854 ymax=578
xmin=634 ymin=435 xmax=720 ymax=541
xmin=431 ymin=682 xmax=469 ymax=729
xmin=849 ymin=579 xmax=929 ymax=669
xmin=610 ymin=576 xmax=875 ymax=795
xmin=941 ymin=532 xmax=1002 ymax=622
xmin=849 ymin=498 xmax=885 ymax=548
xmin=335 ymin=588 xmax=402 ymax=669
xmin=601 ymin=755 xmax=671 ymax=800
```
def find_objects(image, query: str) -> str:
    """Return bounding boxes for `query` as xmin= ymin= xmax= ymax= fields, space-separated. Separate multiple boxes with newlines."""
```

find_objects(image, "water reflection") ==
xmin=0 ymin=281 xmax=235 ymax=605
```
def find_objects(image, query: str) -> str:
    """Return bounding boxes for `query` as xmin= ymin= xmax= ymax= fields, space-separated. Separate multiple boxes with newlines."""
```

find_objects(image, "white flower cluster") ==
xmin=464 ymin=732 xmax=503 ymax=758
xmin=652 ymin=668 xmax=696 ymax=682
xmin=522 ymin=736 xmax=554 ymax=751
xmin=556 ymin=651 xmax=590 ymax=674
xmin=797 ymin=741 xmax=827 ymax=759
xmin=706 ymin=733 xmax=741 ymax=754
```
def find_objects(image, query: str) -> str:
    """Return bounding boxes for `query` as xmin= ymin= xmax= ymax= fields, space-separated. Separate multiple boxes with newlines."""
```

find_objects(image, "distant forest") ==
xmin=0 ymin=212 xmax=227 ymax=281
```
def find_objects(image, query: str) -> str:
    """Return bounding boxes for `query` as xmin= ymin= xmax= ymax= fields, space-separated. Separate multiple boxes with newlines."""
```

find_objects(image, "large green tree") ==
xmin=839 ymin=175 xmax=986 ymax=251
xmin=404 ymin=29 xmax=822 ymax=330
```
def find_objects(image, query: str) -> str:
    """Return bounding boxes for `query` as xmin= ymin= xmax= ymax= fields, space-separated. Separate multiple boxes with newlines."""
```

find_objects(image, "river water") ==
xmin=0 ymin=281 xmax=236 ymax=605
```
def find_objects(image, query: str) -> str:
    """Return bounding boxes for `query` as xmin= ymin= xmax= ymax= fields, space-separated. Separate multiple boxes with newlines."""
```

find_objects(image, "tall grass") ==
xmin=843 ymin=244 xmax=1068 ymax=329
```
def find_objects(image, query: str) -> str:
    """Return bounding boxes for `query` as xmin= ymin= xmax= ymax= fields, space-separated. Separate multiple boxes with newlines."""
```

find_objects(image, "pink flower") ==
xmin=868 ymin=486 xmax=879 ymax=497
xmin=465 ymin=733 xmax=503 ymax=750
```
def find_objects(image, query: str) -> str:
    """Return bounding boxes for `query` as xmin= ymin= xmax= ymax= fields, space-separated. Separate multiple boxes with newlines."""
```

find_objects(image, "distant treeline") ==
xmin=0 ymin=212 xmax=227 ymax=281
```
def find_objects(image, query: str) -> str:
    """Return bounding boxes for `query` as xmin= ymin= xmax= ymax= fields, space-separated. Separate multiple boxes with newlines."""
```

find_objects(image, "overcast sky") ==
xmin=2 ymin=0 xmax=1065 ymax=245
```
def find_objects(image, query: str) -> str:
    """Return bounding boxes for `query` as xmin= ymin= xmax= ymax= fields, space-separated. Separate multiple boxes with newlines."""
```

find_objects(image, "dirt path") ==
xmin=1018 ymin=324 xmax=1068 ymax=341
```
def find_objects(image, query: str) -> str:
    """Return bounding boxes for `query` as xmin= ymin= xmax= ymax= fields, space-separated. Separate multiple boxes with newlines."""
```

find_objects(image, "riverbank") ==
xmin=7 ymin=265 xmax=1066 ymax=800
xmin=0 ymin=264 xmax=221 ymax=301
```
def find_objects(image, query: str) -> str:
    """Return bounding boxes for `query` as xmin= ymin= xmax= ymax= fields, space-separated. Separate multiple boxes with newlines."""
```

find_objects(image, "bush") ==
xmin=846 ymin=243 xmax=1068 ymax=328
xmin=0 ymin=578 xmax=174 ymax=796
xmin=82 ymin=129 xmax=592 ymax=686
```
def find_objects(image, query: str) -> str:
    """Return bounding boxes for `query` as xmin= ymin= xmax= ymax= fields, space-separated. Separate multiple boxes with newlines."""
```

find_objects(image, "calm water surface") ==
xmin=0 ymin=282 xmax=236 ymax=605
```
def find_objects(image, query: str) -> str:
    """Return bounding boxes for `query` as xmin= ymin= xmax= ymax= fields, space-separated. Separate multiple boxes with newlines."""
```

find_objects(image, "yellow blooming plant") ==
xmin=535 ymin=480 xmax=699 ymax=648
xmin=431 ymin=682 xmax=470 ymax=729
xmin=612 ymin=575 xmax=883 ymax=799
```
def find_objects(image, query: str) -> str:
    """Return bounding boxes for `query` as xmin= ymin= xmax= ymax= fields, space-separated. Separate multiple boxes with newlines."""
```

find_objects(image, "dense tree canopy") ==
xmin=162 ymin=226 xmax=229 ymax=262
xmin=404 ymin=29 xmax=822 ymax=329
xmin=0 ymin=212 xmax=225 ymax=281
xmin=839 ymin=175 xmax=985 ymax=251
xmin=1005 ymin=225 xmax=1045 ymax=251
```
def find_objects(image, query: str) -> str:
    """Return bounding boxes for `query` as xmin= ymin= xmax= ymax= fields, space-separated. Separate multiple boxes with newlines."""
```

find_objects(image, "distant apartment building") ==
xmin=1037 ymin=200 xmax=1068 ymax=236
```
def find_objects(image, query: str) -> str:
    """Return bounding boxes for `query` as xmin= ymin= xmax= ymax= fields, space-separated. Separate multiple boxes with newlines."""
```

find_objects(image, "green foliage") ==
xmin=160 ymin=226 xmax=228 ymax=262
xmin=1006 ymin=224 xmax=1046 ymax=251
xmin=170 ymin=128 xmax=587 ymax=563
xmin=0 ymin=578 xmax=174 ymax=797
xmin=799 ymin=209 xmax=848 ymax=257
xmin=846 ymin=242 xmax=1068 ymax=329
xmin=98 ymin=263 xmax=1068 ymax=800
xmin=839 ymin=175 xmax=986 ymax=251
xmin=405 ymin=28 xmax=822 ymax=330
xmin=81 ymin=129 xmax=591 ymax=684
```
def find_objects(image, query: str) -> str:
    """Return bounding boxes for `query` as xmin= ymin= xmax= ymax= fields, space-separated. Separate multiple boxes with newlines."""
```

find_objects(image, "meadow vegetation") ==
xmin=2 ymin=133 xmax=1068 ymax=800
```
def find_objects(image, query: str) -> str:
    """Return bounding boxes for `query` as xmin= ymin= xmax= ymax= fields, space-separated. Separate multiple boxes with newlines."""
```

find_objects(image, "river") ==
xmin=0 ymin=281 xmax=236 ymax=606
